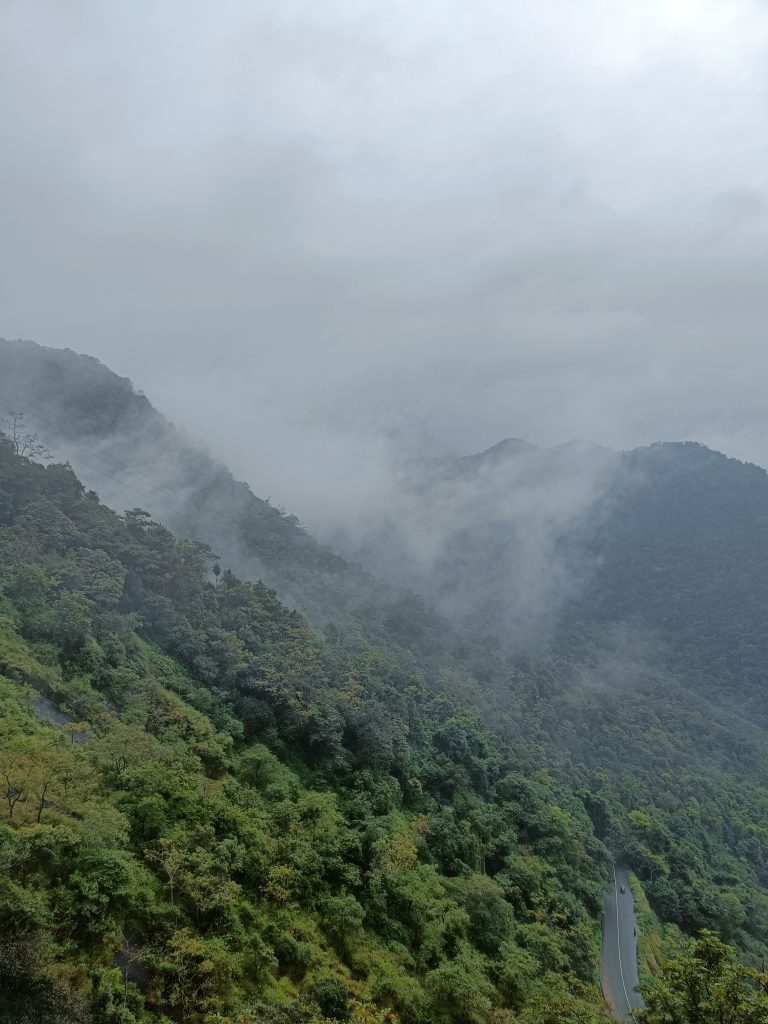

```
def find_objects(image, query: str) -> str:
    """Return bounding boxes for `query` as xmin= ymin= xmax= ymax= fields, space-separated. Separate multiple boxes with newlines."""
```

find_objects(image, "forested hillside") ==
xmin=10 ymin=336 xmax=768 ymax=732
xmin=5 ymin=0 xmax=768 ymax=1017
xmin=4 ymin=337 xmax=768 ymax=1010
xmin=329 ymin=427 xmax=768 ymax=727
xmin=563 ymin=440 xmax=768 ymax=723
xmin=0 ymin=433 xmax=613 ymax=1023
xmin=0 ymin=337 xmax=384 ymax=627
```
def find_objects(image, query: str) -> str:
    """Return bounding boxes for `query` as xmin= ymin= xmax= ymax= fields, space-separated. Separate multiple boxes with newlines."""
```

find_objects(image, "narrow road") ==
xmin=601 ymin=863 xmax=644 ymax=1021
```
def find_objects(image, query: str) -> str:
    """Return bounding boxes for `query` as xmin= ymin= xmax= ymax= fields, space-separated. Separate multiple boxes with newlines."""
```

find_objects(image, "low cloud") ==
xmin=1 ymin=0 xmax=768 ymax=530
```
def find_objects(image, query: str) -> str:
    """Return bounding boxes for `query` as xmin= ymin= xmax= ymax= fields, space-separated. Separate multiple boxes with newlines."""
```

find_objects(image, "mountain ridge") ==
xmin=0 ymin=337 xmax=387 ymax=628
xmin=6 ymin=337 xmax=768 ymax=721
xmin=5 ymin=336 xmax=768 ymax=979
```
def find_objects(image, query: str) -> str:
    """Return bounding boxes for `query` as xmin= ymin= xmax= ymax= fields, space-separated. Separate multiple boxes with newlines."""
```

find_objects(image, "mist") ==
xmin=1 ymin=337 xmax=623 ymax=650
xmin=320 ymin=439 xmax=621 ymax=645
xmin=2 ymin=0 xmax=768 ymax=544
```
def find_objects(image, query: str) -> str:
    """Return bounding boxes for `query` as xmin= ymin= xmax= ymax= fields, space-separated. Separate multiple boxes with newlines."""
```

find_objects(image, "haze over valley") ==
xmin=2 ymin=3 xmax=768 ymax=1023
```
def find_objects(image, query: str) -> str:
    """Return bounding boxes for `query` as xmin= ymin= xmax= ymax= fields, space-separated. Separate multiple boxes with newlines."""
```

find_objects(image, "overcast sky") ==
xmin=2 ymin=0 xmax=768 ymax=517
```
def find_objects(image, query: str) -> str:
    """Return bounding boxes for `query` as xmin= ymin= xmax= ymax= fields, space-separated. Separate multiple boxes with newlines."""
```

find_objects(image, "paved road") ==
xmin=602 ymin=863 xmax=644 ymax=1021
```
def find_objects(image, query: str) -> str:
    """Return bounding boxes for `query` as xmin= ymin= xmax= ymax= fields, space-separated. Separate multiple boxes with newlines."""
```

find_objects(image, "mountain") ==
xmin=0 ymin=418 xmax=613 ymax=1024
xmin=328 ymin=432 xmax=768 ymax=724
xmin=4 ymin=336 xmax=768 ymax=996
xmin=0 ymin=337 xmax=389 ymax=629
xmin=563 ymin=440 xmax=768 ymax=719
xmin=324 ymin=435 xmax=620 ymax=646
xmin=17 ymin=334 xmax=765 ymax=724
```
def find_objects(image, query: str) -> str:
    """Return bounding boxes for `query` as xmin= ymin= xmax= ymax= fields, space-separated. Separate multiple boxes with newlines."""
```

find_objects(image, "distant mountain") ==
xmin=6 ymin=336 xmax=768 ymax=970
xmin=325 ymin=435 xmax=620 ymax=647
xmin=563 ymin=440 xmax=768 ymax=718
xmin=6 ymin=337 xmax=768 ymax=723
xmin=0 ymin=337 xmax=389 ymax=628
xmin=328 ymin=433 xmax=768 ymax=722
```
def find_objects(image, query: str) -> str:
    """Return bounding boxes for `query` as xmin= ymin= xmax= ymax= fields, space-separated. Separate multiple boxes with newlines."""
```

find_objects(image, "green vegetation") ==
xmin=347 ymin=598 xmax=768 ymax=963
xmin=637 ymin=931 xmax=768 ymax=1023
xmin=0 ymin=436 xmax=613 ymax=1022
xmin=525 ymin=655 xmax=768 ymax=963
xmin=625 ymin=871 xmax=682 ymax=990
xmin=566 ymin=440 xmax=768 ymax=725
xmin=626 ymin=873 xmax=662 ymax=986
xmin=5 ymin=341 xmax=768 ymax=1019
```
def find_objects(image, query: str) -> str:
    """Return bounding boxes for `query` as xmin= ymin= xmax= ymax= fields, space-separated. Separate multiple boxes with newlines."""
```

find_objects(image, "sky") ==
xmin=2 ymin=0 xmax=768 ymax=521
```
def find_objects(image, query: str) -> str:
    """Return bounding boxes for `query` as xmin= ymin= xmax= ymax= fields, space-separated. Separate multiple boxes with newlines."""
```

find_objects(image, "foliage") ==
xmin=637 ymin=931 xmax=768 ymax=1024
xmin=0 ymin=437 xmax=610 ymax=1022
xmin=5 ymin=345 xmax=768 ymax=1019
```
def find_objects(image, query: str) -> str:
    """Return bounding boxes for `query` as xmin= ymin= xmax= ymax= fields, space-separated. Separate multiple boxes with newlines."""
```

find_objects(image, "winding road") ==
xmin=601 ymin=863 xmax=644 ymax=1021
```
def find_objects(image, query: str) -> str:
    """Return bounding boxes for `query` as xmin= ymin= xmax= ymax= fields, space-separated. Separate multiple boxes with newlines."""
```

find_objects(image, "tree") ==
xmin=638 ymin=931 xmax=768 ymax=1024
xmin=145 ymin=837 xmax=186 ymax=909
xmin=0 ymin=739 xmax=31 ymax=819
xmin=307 ymin=977 xmax=352 ymax=1021
xmin=424 ymin=945 xmax=496 ymax=1023
xmin=3 ymin=412 xmax=50 ymax=461
xmin=160 ymin=929 xmax=237 ymax=1021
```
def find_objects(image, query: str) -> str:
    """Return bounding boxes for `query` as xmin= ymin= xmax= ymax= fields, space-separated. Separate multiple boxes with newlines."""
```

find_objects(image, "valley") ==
xmin=2 ymin=338 xmax=768 ymax=1022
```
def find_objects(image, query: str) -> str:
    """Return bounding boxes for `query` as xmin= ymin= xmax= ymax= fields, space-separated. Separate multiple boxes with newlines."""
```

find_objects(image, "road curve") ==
xmin=601 ymin=863 xmax=644 ymax=1021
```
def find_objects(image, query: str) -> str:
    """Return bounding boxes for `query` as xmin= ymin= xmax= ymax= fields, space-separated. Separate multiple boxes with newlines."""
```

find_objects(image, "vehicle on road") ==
xmin=620 ymin=884 xmax=626 ymax=893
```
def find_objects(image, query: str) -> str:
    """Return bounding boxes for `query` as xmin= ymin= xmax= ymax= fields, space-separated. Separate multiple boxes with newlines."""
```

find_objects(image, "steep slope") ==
xmin=0 ymin=337 xmax=384 ymax=628
xmin=326 ymin=437 xmax=619 ymax=645
xmin=563 ymin=441 xmax=768 ymax=719
xmin=4 ymin=338 xmax=768 ymax=972
xmin=0 ymin=433 xmax=613 ymax=1024
xmin=331 ymin=433 xmax=768 ymax=724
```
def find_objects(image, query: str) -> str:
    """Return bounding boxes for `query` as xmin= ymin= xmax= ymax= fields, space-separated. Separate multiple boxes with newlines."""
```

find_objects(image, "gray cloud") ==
xmin=2 ymin=0 xmax=768 ymax=529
